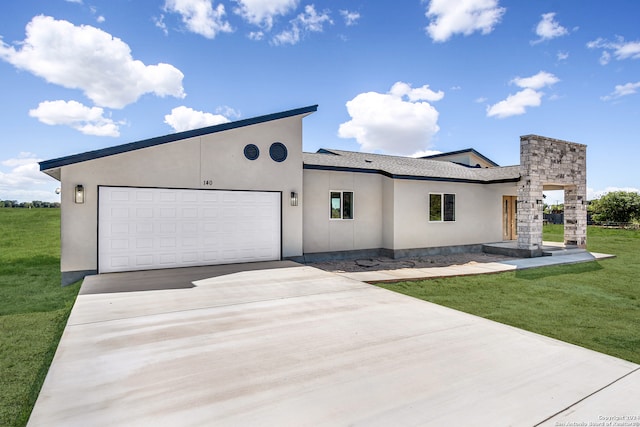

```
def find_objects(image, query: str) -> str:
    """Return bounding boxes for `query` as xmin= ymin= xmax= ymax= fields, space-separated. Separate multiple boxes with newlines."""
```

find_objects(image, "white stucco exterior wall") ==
xmin=57 ymin=115 xmax=305 ymax=275
xmin=391 ymin=180 xmax=517 ymax=249
xmin=303 ymin=169 xmax=517 ymax=254
xmin=302 ymin=170 xmax=383 ymax=254
xmin=381 ymin=177 xmax=395 ymax=249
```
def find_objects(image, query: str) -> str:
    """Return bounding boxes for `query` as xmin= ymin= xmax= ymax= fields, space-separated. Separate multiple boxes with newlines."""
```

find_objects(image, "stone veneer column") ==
xmin=517 ymin=138 xmax=544 ymax=250
xmin=564 ymin=185 xmax=587 ymax=247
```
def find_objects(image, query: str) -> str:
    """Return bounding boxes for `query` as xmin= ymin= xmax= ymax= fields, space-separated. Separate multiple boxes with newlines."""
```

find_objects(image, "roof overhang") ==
xmin=39 ymin=105 xmax=318 ymax=178
xmin=303 ymin=163 xmax=520 ymax=184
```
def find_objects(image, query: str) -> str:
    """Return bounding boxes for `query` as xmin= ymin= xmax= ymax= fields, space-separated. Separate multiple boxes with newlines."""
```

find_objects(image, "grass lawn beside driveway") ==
xmin=0 ymin=209 xmax=80 ymax=427
xmin=377 ymin=225 xmax=640 ymax=364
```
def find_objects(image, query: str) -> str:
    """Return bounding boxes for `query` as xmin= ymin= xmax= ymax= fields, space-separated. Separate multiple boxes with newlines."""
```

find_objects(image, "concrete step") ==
xmin=542 ymin=248 xmax=587 ymax=257
xmin=482 ymin=243 xmax=542 ymax=258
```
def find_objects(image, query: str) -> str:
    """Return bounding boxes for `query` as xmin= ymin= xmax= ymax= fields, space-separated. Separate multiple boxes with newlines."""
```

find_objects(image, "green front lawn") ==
xmin=0 ymin=209 xmax=80 ymax=427
xmin=377 ymin=225 xmax=640 ymax=364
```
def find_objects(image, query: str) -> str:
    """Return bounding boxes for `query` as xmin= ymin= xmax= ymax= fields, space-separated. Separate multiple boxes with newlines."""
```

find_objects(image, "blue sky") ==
xmin=1 ymin=0 xmax=639 ymax=202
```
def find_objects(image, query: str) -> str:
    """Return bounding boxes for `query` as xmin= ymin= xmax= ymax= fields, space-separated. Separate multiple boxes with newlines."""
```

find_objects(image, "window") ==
xmin=429 ymin=193 xmax=455 ymax=222
xmin=330 ymin=191 xmax=353 ymax=219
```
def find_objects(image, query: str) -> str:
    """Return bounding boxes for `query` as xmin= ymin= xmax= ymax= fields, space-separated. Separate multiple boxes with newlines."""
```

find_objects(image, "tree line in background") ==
xmin=2 ymin=192 xmax=639 ymax=222
xmin=0 ymin=200 xmax=60 ymax=208
xmin=544 ymin=191 xmax=640 ymax=225
xmin=589 ymin=191 xmax=640 ymax=224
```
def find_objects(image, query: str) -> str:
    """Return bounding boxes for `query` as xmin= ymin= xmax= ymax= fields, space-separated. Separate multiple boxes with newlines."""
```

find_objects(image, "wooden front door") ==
xmin=503 ymin=196 xmax=517 ymax=240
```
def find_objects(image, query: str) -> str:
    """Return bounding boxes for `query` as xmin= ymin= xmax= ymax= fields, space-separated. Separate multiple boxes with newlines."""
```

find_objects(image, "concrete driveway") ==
xmin=29 ymin=262 xmax=639 ymax=426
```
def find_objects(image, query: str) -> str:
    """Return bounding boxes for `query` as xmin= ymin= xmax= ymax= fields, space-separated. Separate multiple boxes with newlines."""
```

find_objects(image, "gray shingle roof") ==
xmin=303 ymin=149 xmax=521 ymax=183
xmin=422 ymin=148 xmax=499 ymax=167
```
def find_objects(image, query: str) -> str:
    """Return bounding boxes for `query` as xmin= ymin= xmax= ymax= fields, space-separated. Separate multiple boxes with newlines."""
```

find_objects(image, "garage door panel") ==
xmin=159 ymin=192 xmax=176 ymax=202
xmin=110 ymin=239 xmax=129 ymax=250
xmin=99 ymin=187 xmax=281 ymax=273
xmin=182 ymin=252 xmax=199 ymax=263
xmin=181 ymin=192 xmax=198 ymax=203
xmin=136 ymin=238 xmax=153 ymax=249
xmin=136 ymin=255 xmax=153 ymax=266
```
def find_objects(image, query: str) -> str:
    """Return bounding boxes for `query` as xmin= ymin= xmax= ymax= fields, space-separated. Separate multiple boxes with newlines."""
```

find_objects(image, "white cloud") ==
xmin=557 ymin=51 xmax=569 ymax=61
xmin=248 ymin=31 xmax=264 ymax=40
xmin=512 ymin=71 xmax=559 ymax=90
xmin=424 ymin=0 xmax=506 ymax=43
xmin=340 ymin=10 xmax=360 ymax=26
xmin=215 ymin=105 xmax=241 ymax=119
xmin=0 ymin=15 xmax=185 ymax=109
xmin=616 ymin=41 xmax=640 ymax=60
xmin=154 ymin=14 xmax=169 ymax=35
xmin=164 ymin=106 xmax=231 ymax=132
xmin=601 ymin=81 xmax=640 ymax=101
xmin=89 ymin=6 xmax=105 ymax=23
xmin=272 ymin=5 xmax=332 ymax=45
xmin=338 ymin=82 xmax=444 ymax=156
xmin=297 ymin=5 xmax=332 ymax=31
xmin=233 ymin=0 xmax=298 ymax=30
xmin=272 ymin=29 xmax=299 ymax=45
xmin=487 ymin=71 xmax=558 ymax=118
xmin=389 ymin=81 xmax=444 ymax=102
xmin=531 ymin=12 xmax=567 ymax=44
xmin=29 ymin=100 xmax=120 ymax=137
xmin=486 ymin=88 xmax=542 ymax=119
xmin=586 ymin=38 xmax=604 ymax=49
xmin=164 ymin=0 xmax=232 ymax=39
xmin=411 ymin=150 xmax=443 ymax=158
xmin=0 ymin=153 xmax=60 ymax=202
xmin=587 ymin=37 xmax=640 ymax=64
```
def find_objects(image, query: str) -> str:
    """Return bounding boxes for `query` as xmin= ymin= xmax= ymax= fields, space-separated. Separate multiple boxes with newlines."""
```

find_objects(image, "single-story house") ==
xmin=40 ymin=105 xmax=587 ymax=285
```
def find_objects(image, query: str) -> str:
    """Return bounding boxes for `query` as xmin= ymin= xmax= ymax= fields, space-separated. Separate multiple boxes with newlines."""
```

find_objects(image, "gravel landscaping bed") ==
xmin=309 ymin=252 xmax=517 ymax=273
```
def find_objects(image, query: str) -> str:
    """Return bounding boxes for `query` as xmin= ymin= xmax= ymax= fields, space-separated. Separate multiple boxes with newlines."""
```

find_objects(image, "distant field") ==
xmin=378 ymin=225 xmax=640 ymax=364
xmin=0 ymin=209 xmax=80 ymax=427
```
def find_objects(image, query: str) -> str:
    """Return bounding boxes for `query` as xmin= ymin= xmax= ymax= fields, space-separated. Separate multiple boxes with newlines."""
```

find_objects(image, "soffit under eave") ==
xmin=42 ymin=167 xmax=61 ymax=181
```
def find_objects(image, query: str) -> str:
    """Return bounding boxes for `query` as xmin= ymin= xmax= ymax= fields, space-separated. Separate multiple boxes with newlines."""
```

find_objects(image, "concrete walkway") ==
xmin=335 ymin=250 xmax=615 ymax=283
xmin=29 ymin=256 xmax=637 ymax=426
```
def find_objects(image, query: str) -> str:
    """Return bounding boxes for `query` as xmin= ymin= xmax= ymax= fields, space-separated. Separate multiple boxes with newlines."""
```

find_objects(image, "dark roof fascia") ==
xmin=423 ymin=148 xmax=499 ymax=167
xmin=303 ymin=164 xmax=520 ymax=184
xmin=316 ymin=148 xmax=339 ymax=155
xmin=40 ymin=105 xmax=318 ymax=171
xmin=304 ymin=164 xmax=392 ymax=177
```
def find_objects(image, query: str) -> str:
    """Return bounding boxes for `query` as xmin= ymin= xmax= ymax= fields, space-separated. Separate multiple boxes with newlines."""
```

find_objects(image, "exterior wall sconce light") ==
xmin=290 ymin=191 xmax=298 ymax=206
xmin=75 ymin=185 xmax=85 ymax=204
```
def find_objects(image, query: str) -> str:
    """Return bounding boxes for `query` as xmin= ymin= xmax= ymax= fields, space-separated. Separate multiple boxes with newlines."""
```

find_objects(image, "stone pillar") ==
xmin=564 ymin=186 xmax=587 ymax=247
xmin=517 ymin=137 xmax=544 ymax=250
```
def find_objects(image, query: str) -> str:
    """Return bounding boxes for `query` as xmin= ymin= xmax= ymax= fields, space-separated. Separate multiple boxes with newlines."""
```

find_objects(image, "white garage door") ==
xmin=98 ymin=186 xmax=281 ymax=273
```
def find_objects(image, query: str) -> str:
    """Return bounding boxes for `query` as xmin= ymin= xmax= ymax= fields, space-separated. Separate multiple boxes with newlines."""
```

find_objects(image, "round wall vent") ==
xmin=244 ymin=144 xmax=260 ymax=160
xmin=269 ymin=142 xmax=288 ymax=162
